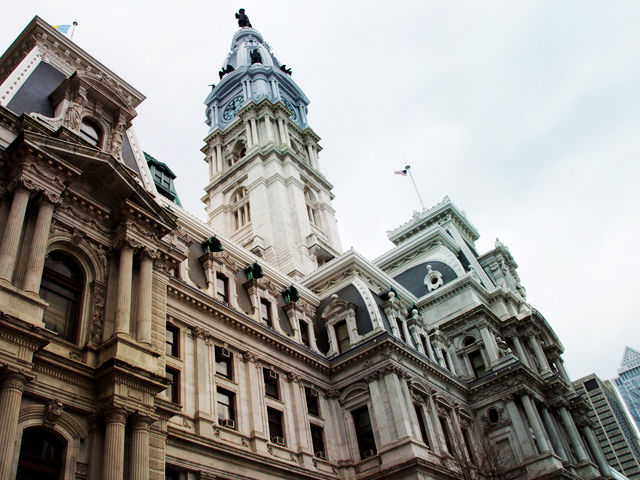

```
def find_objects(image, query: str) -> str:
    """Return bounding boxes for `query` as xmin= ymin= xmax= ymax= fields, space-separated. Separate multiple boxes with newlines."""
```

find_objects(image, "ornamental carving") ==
xmin=286 ymin=372 xmax=302 ymax=383
xmin=1 ymin=374 xmax=28 ymax=391
xmin=90 ymin=282 xmax=107 ymax=346
xmin=325 ymin=388 xmax=341 ymax=398
xmin=243 ymin=351 xmax=259 ymax=364
xmin=39 ymin=189 xmax=62 ymax=206
xmin=44 ymin=399 xmax=64 ymax=426
xmin=105 ymin=409 xmax=127 ymax=425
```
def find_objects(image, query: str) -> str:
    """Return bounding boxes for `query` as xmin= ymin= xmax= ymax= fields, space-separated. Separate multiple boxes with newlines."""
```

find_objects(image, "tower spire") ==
xmin=201 ymin=17 xmax=342 ymax=278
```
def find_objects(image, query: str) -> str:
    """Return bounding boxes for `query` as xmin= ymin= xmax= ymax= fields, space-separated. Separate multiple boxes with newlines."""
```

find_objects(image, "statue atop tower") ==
xmin=235 ymin=9 xmax=252 ymax=28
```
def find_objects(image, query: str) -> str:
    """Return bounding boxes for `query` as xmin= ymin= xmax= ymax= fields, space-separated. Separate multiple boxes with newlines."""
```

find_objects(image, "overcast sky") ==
xmin=3 ymin=1 xmax=639 ymax=381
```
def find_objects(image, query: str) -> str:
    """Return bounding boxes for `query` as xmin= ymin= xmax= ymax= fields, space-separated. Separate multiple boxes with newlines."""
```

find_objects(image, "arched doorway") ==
xmin=15 ymin=427 xmax=64 ymax=480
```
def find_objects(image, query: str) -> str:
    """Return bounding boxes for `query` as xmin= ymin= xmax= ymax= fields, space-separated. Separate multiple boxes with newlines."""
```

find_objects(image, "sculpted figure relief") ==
xmin=235 ymin=9 xmax=252 ymax=28
xmin=111 ymin=122 xmax=126 ymax=158
xmin=65 ymin=94 xmax=86 ymax=131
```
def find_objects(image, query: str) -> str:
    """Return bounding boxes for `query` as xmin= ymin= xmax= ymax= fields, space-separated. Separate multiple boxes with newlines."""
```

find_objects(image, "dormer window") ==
xmin=79 ymin=118 xmax=101 ymax=146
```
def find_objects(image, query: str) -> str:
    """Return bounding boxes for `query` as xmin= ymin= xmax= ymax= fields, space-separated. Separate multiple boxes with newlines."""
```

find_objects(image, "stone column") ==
xmin=0 ymin=187 xmax=31 ymax=283
xmin=427 ymin=395 xmax=445 ymax=455
xmin=103 ymin=408 xmax=127 ymax=480
xmin=278 ymin=118 xmax=288 ymax=146
xmin=582 ymin=424 xmax=612 ymax=478
xmin=245 ymin=122 xmax=253 ymax=148
xmin=505 ymin=397 xmax=536 ymax=458
xmin=86 ymin=415 xmax=104 ymax=480
xmin=22 ymin=194 xmax=58 ymax=294
xmin=265 ymin=116 xmax=274 ymax=142
xmin=479 ymin=325 xmax=500 ymax=365
xmin=216 ymin=145 xmax=223 ymax=172
xmin=243 ymin=352 xmax=265 ymax=438
xmin=136 ymin=251 xmax=154 ymax=344
xmin=425 ymin=335 xmax=436 ymax=361
xmin=527 ymin=334 xmax=551 ymax=374
xmin=383 ymin=372 xmax=412 ymax=440
xmin=285 ymin=375 xmax=309 ymax=452
xmin=510 ymin=335 xmax=531 ymax=368
xmin=539 ymin=406 xmax=568 ymax=461
xmin=554 ymin=357 xmax=571 ymax=383
xmin=128 ymin=415 xmax=154 ymax=480
xmin=113 ymin=243 xmax=135 ymax=336
xmin=558 ymin=406 xmax=588 ymax=463
xmin=520 ymin=393 xmax=551 ymax=453
xmin=208 ymin=151 xmax=215 ymax=179
xmin=306 ymin=145 xmax=317 ymax=169
xmin=367 ymin=376 xmax=391 ymax=445
xmin=445 ymin=347 xmax=459 ymax=376
xmin=250 ymin=118 xmax=259 ymax=146
xmin=0 ymin=372 xmax=28 ymax=479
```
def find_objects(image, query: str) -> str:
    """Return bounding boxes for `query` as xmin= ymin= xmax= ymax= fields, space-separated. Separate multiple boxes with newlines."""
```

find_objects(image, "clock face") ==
xmin=223 ymin=95 xmax=245 ymax=121
xmin=281 ymin=97 xmax=298 ymax=121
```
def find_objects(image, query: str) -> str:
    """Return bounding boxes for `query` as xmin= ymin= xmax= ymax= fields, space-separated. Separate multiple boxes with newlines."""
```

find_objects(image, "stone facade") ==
xmin=0 ymin=14 xmax=621 ymax=480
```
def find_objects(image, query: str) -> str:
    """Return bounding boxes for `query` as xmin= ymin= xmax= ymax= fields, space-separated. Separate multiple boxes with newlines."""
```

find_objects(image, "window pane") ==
xmin=335 ymin=321 xmax=350 ymax=353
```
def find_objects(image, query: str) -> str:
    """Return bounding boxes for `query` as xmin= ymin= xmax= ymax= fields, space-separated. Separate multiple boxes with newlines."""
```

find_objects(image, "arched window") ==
xmin=463 ymin=336 xmax=476 ymax=347
xmin=79 ymin=118 xmax=101 ymax=146
xmin=304 ymin=188 xmax=320 ymax=228
xmin=39 ymin=251 xmax=84 ymax=343
xmin=228 ymin=140 xmax=247 ymax=168
xmin=231 ymin=188 xmax=250 ymax=231
xmin=16 ymin=428 xmax=65 ymax=480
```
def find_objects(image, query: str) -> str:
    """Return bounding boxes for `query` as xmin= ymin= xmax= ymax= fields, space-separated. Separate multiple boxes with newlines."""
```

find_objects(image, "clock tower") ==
xmin=201 ymin=15 xmax=342 ymax=278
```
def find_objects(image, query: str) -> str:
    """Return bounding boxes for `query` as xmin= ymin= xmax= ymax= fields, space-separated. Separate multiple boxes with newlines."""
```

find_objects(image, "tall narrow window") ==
xmin=352 ymin=406 xmax=377 ymax=459
xmin=468 ymin=350 xmax=486 ymax=379
xmin=260 ymin=300 xmax=272 ymax=328
xmin=414 ymin=404 xmax=430 ymax=448
xmin=441 ymin=351 xmax=452 ymax=372
xmin=215 ymin=274 xmax=228 ymax=304
xmin=39 ymin=252 xmax=84 ymax=343
xmin=335 ymin=321 xmax=350 ymax=354
xmin=462 ymin=428 xmax=475 ymax=464
xmin=396 ymin=319 xmax=406 ymax=342
xmin=310 ymin=424 xmax=326 ymax=458
xmin=439 ymin=417 xmax=453 ymax=454
xmin=421 ymin=336 xmax=430 ymax=357
xmin=16 ymin=428 xmax=64 ymax=480
xmin=263 ymin=368 xmax=279 ymax=399
xmin=231 ymin=188 xmax=250 ymax=231
xmin=300 ymin=321 xmax=310 ymax=347
xmin=215 ymin=345 xmax=233 ymax=379
xmin=306 ymin=387 xmax=320 ymax=416
xmin=304 ymin=188 xmax=320 ymax=228
xmin=166 ymin=367 xmax=180 ymax=404
xmin=217 ymin=388 xmax=235 ymax=429
xmin=166 ymin=324 xmax=179 ymax=357
xmin=267 ymin=408 xmax=285 ymax=445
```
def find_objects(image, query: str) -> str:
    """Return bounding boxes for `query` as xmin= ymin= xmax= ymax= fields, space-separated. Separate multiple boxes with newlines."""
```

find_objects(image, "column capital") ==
xmin=140 ymin=246 xmax=159 ymax=260
xmin=114 ymin=237 xmax=142 ymax=252
xmin=104 ymin=407 xmax=128 ymax=425
xmin=0 ymin=371 xmax=29 ymax=392
xmin=7 ymin=176 xmax=37 ymax=196
xmin=38 ymin=190 xmax=61 ymax=207
xmin=130 ymin=414 xmax=154 ymax=432
xmin=242 ymin=350 xmax=259 ymax=364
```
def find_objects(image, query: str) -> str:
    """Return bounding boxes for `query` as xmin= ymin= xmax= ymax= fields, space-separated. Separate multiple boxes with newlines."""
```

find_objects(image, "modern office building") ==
xmin=614 ymin=347 xmax=640 ymax=435
xmin=0 ymin=13 xmax=617 ymax=480
xmin=574 ymin=374 xmax=640 ymax=479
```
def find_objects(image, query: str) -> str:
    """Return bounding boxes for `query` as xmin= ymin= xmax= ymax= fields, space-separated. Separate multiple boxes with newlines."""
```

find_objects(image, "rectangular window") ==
xmin=215 ymin=346 xmax=233 ymax=379
xmin=217 ymin=388 xmax=235 ymax=428
xmin=166 ymin=367 xmax=180 ymax=404
xmin=414 ymin=404 xmax=430 ymax=448
xmin=468 ymin=350 xmax=486 ymax=379
xmin=439 ymin=417 xmax=453 ymax=454
xmin=166 ymin=324 xmax=179 ymax=357
xmin=352 ymin=406 xmax=376 ymax=459
xmin=165 ymin=468 xmax=180 ymax=480
xmin=421 ymin=336 xmax=430 ymax=357
xmin=335 ymin=321 xmax=350 ymax=354
xmin=462 ymin=428 xmax=475 ymax=464
xmin=216 ymin=275 xmax=228 ymax=304
xmin=306 ymin=387 xmax=320 ymax=416
xmin=267 ymin=408 xmax=284 ymax=444
xmin=261 ymin=300 xmax=272 ymax=328
xmin=442 ymin=351 xmax=452 ymax=372
xmin=300 ymin=321 xmax=310 ymax=348
xmin=263 ymin=368 xmax=279 ymax=399
xmin=310 ymin=424 xmax=326 ymax=457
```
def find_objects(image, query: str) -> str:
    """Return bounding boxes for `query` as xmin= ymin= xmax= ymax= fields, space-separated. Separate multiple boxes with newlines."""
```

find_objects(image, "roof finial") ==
xmin=235 ymin=9 xmax=252 ymax=28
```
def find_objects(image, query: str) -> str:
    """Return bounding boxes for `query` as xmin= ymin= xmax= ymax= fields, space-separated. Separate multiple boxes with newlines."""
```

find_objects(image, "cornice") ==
xmin=167 ymin=282 xmax=329 ymax=373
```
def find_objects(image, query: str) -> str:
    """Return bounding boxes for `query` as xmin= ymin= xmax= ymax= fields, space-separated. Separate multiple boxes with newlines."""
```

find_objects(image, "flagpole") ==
xmin=71 ymin=21 xmax=78 ymax=41
xmin=405 ymin=164 xmax=425 ymax=210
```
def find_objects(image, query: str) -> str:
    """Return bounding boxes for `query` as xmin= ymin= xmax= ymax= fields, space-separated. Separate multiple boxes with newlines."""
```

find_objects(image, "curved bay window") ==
xmin=16 ymin=428 xmax=65 ymax=480
xmin=231 ymin=188 xmax=251 ymax=231
xmin=79 ymin=118 xmax=102 ymax=146
xmin=39 ymin=252 xmax=84 ymax=343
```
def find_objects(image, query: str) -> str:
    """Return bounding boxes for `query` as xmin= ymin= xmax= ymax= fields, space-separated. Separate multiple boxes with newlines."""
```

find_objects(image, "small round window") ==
xmin=487 ymin=407 xmax=500 ymax=424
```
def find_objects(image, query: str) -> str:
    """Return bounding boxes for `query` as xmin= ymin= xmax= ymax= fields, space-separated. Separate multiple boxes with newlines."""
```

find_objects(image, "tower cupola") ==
xmin=205 ymin=26 xmax=309 ymax=132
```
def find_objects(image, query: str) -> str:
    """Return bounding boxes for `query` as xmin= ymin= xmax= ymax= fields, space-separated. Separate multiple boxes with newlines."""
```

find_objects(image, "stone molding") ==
xmin=18 ymin=404 xmax=88 ymax=440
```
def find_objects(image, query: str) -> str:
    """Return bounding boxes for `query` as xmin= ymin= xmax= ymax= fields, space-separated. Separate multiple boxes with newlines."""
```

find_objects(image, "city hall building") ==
xmin=0 ymin=14 xmax=618 ymax=480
